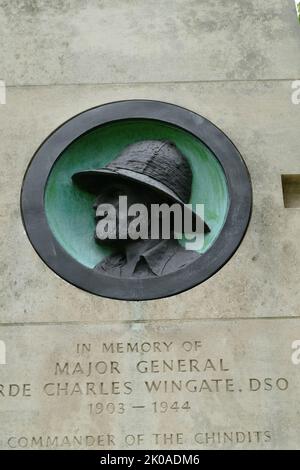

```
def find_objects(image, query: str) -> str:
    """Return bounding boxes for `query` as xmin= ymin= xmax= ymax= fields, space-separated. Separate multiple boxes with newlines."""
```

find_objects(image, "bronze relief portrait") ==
xmin=21 ymin=100 xmax=252 ymax=300
xmin=72 ymin=140 xmax=210 ymax=279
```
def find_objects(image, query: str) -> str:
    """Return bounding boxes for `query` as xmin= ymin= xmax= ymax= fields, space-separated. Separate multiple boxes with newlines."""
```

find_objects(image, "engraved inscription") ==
xmin=0 ymin=321 xmax=297 ymax=449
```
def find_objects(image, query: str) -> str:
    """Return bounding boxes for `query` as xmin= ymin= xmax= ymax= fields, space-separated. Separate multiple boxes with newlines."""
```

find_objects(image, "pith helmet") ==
xmin=72 ymin=140 xmax=210 ymax=233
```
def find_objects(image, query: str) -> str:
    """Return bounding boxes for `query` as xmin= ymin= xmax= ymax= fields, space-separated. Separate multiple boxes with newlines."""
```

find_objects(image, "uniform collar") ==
xmin=137 ymin=239 xmax=178 ymax=276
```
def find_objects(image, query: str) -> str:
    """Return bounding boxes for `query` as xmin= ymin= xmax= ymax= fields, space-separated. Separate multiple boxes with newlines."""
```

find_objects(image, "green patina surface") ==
xmin=45 ymin=119 xmax=229 ymax=268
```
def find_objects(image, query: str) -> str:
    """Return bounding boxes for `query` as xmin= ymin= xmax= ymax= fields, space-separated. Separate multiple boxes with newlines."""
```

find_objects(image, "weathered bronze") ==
xmin=72 ymin=140 xmax=209 ymax=278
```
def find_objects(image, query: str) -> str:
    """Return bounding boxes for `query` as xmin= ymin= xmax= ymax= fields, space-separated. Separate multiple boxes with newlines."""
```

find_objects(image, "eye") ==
xmin=111 ymin=190 xmax=121 ymax=197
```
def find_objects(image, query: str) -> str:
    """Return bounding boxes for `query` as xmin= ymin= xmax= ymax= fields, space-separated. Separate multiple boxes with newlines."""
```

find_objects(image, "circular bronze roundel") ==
xmin=21 ymin=100 xmax=252 ymax=300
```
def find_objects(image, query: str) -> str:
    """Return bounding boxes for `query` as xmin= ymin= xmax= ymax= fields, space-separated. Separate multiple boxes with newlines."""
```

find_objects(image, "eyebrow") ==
xmin=92 ymin=189 xmax=120 ymax=208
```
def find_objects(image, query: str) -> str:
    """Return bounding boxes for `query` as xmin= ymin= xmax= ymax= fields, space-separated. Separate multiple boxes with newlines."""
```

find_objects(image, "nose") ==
xmin=95 ymin=207 xmax=109 ymax=222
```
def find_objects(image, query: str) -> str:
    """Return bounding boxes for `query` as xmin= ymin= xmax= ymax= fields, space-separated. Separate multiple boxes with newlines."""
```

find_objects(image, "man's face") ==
xmin=93 ymin=182 xmax=150 ymax=246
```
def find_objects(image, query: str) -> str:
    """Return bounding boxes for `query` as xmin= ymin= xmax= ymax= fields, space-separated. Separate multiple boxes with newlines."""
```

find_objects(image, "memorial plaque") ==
xmin=0 ymin=319 xmax=299 ymax=450
xmin=1 ymin=83 xmax=299 ymax=451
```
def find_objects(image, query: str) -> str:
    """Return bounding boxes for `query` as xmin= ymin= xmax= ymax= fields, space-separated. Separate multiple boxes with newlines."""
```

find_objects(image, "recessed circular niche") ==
xmin=21 ymin=100 xmax=252 ymax=301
